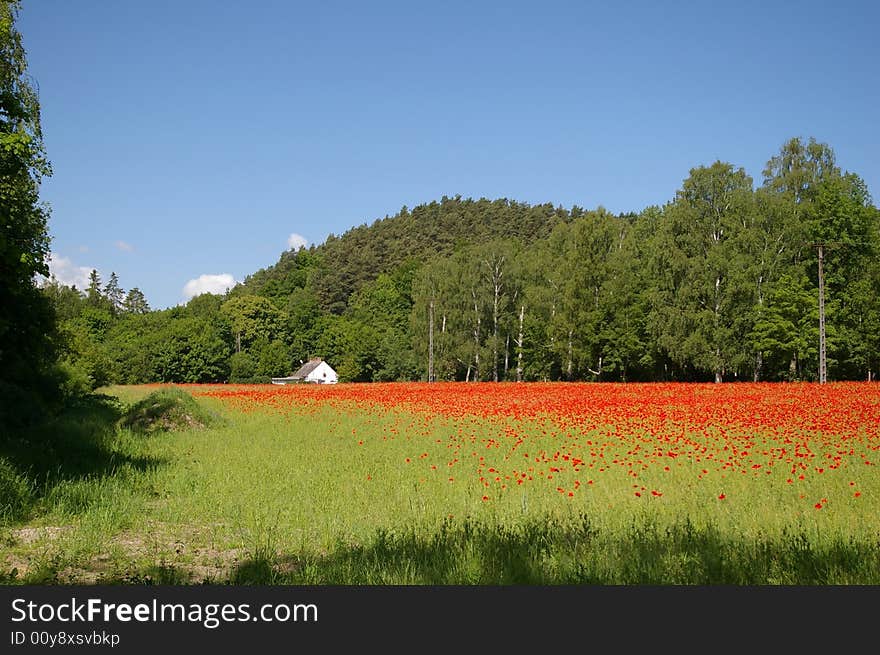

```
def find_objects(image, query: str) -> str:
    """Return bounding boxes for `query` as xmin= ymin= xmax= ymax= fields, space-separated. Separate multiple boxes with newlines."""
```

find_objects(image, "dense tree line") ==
xmin=43 ymin=138 xmax=880 ymax=387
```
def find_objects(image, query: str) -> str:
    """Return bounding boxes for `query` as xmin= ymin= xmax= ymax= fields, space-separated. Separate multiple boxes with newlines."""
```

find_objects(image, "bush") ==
xmin=118 ymin=387 xmax=224 ymax=435
xmin=54 ymin=360 xmax=95 ymax=398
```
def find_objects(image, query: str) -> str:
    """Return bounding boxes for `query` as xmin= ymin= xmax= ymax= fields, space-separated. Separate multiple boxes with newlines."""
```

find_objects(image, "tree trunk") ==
xmin=481 ymin=254 xmax=506 ymax=383
xmin=754 ymin=351 xmax=763 ymax=382
xmin=516 ymin=304 xmax=524 ymax=383
xmin=471 ymin=289 xmax=481 ymax=382
xmin=492 ymin=317 xmax=499 ymax=383
xmin=713 ymin=276 xmax=723 ymax=384
xmin=566 ymin=329 xmax=573 ymax=380
xmin=428 ymin=298 xmax=434 ymax=383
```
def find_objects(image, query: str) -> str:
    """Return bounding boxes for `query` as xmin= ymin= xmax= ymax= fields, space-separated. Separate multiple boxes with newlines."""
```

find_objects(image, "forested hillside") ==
xmin=42 ymin=137 xmax=880 ymax=387
xmin=238 ymin=197 xmax=576 ymax=313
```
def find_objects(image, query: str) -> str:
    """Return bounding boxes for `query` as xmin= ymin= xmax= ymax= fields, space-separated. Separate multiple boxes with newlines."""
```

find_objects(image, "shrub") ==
xmin=118 ymin=387 xmax=224 ymax=435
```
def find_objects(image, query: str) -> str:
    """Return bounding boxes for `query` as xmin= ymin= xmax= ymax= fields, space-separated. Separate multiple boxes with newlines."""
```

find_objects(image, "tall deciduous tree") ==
xmin=655 ymin=162 xmax=755 ymax=382
xmin=220 ymin=295 xmax=287 ymax=353
xmin=1 ymin=1 xmax=55 ymax=423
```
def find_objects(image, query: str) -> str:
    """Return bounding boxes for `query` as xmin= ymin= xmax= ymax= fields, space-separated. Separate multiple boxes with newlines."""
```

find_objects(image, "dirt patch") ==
xmin=3 ymin=522 xmax=276 ymax=584
xmin=10 ymin=525 xmax=72 ymax=545
xmin=2 ymin=553 xmax=31 ymax=578
xmin=93 ymin=524 xmax=247 ymax=583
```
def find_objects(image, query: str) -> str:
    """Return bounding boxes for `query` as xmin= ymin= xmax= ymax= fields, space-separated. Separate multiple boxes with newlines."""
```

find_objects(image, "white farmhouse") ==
xmin=271 ymin=358 xmax=338 ymax=385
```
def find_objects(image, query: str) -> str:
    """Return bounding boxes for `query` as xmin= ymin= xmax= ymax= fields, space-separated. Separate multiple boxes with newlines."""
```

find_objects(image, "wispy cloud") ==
xmin=182 ymin=273 xmax=238 ymax=301
xmin=287 ymin=233 xmax=308 ymax=250
xmin=38 ymin=252 xmax=95 ymax=290
xmin=115 ymin=240 xmax=134 ymax=252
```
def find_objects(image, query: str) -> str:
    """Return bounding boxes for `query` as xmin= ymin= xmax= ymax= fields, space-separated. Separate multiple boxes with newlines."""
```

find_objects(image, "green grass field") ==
xmin=2 ymin=384 xmax=878 ymax=585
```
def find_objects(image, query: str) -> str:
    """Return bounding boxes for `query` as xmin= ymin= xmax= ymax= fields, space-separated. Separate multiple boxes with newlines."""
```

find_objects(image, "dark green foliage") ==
xmin=242 ymin=196 xmax=574 ymax=315
xmin=229 ymin=351 xmax=262 ymax=383
xmin=0 ymin=393 xmax=162 ymax=525
xmin=151 ymin=316 xmax=232 ymax=383
xmin=256 ymin=339 xmax=291 ymax=379
xmin=0 ymin=1 xmax=59 ymax=429
xmin=122 ymin=287 xmax=149 ymax=314
xmin=118 ymin=387 xmax=223 ymax=435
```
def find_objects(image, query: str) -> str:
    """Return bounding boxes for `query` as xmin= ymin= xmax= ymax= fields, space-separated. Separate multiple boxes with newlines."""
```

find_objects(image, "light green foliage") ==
xmin=653 ymin=162 xmax=756 ymax=381
xmin=220 ymin=294 xmax=287 ymax=352
xmin=315 ymin=315 xmax=382 ymax=382
xmin=750 ymin=273 xmax=820 ymax=380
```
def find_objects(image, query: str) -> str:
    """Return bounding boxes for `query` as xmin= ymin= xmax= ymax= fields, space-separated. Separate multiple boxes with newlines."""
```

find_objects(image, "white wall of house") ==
xmin=305 ymin=361 xmax=338 ymax=384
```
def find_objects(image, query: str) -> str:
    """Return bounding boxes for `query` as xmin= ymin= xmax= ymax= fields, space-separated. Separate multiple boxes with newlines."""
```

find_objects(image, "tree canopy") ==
xmin=1 ymin=1 xmax=57 ymax=427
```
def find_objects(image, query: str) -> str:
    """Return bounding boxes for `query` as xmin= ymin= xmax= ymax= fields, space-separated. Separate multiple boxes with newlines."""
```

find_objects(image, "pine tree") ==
xmin=86 ymin=269 xmax=103 ymax=307
xmin=104 ymin=271 xmax=124 ymax=314
xmin=123 ymin=287 xmax=150 ymax=314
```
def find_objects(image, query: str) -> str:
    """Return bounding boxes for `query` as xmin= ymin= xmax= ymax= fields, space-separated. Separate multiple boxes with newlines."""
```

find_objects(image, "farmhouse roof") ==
xmin=292 ymin=357 xmax=325 ymax=379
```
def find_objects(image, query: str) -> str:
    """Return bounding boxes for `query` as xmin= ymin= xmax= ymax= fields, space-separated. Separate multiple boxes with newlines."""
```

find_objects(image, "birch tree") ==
xmin=655 ymin=162 xmax=755 ymax=382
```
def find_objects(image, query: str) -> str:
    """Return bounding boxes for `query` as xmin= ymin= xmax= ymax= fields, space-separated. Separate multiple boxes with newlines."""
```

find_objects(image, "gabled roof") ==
xmin=292 ymin=357 xmax=326 ymax=379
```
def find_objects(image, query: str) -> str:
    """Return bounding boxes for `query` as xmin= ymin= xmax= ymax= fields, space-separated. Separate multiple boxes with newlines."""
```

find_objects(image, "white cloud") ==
xmin=38 ymin=252 xmax=95 ymax=291
xmin=287 ymin=233 xmax=308 ymax=250
xmin=115 ymin=240 xmax=134 ymax=252
xmin=182 ymin=273 xmax=238 ymax=301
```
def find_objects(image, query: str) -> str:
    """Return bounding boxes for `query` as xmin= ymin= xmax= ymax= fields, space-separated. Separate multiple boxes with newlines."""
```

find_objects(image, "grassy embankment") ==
xmin=2 ymin=384 xmax=878 ymax=584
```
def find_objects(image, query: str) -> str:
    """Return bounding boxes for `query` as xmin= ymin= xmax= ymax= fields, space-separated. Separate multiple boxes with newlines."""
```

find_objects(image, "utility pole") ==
xmin=816 ymin=243 xmax=827 ymax=384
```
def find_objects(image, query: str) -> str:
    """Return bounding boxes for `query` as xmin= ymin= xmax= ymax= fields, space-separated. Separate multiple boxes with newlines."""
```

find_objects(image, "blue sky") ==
xmin=19 ymin=0 xmax=879 ymax=310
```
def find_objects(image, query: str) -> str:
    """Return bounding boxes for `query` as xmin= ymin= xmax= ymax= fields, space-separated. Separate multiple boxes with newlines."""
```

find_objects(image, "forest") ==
xmin=38 ymin=137 xmax=880 ymax=390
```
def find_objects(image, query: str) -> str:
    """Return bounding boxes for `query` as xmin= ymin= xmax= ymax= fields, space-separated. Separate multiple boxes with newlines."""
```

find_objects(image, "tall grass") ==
xmin=2 ymin=385 xmax=878 ymax=584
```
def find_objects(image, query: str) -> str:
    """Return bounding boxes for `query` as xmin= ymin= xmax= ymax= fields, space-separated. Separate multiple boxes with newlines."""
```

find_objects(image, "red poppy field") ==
xmin=4 ymin=381 xmax=879 ymax=584
xmin=190 ymin=381 xmax=878 ymax=520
